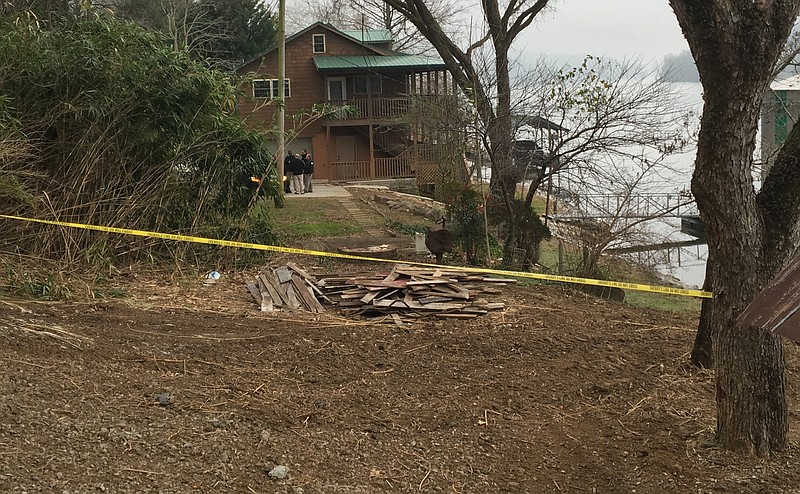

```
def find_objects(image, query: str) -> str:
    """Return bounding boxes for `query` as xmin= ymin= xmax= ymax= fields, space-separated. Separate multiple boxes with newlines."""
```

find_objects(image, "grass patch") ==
xmin=261 ymin=198 xmax=363 ymax=240
xmin=624 ymin=291 xmax=702 ymax=312
xmin=386 ymin=220 xmax=429 ymax=235
xmin=535 ymin=239 xmax=701 ymax=313
xmin=537 ymin=238 xmax=580 ymax=273
xmin=2 ymin=262 xmax=72 ymax=300
xmin=531 ymin=195 xmax=547 ymax=214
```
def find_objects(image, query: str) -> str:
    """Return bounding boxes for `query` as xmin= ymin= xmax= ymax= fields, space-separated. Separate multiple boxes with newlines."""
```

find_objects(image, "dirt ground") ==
xmin=2 ymin=263 xmax=800 ymax=494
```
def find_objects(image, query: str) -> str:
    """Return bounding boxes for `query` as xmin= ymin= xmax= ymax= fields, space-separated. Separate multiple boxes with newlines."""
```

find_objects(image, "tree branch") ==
xmin=466 ymin=30 xmax=491 ymax=58
xmin=383 ymin=0 xmax=495 ymax=124
xmin=507 ymin=0 xmax=549 ymax=40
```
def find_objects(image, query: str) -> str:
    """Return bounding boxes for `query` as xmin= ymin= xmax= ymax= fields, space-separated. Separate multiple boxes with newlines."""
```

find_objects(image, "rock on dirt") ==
xmin=269 ymin=465 xmax=290 ymax=479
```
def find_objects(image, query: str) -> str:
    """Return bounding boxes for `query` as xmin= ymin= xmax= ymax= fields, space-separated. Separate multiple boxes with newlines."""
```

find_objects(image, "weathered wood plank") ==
xmin=416 ymin=296 xmax=452 ymax=303
xmin=373 ymin=299 xmax=465 ymax=310
xmin=349 ymin=279 xmax=408 ymax=288
xmin=382 ymin=272 xmax=401 ymax=283
xmin=375 ymin=289 xmax=401 ymax=301
xmin=286 ymin=261 xmax=318 ymax=283
xmin=361 ymin=291 xmax=381 ymax=304
xmin=259 ymin=273 xmax=285 ymax=307
xmin=275 ymin=266 xmax=294 ymax=284
xmin=292 ymin=274 xmax=324 ymax=313
xmin=405 ymin=279 xmax=455 ymax=286
xmin=260 ymin=289 xmax=274 ymax=312
xmin=460 ymin=307 xmax=489 ymax=314
xmin=246 ymin=281 xmax=261 ymax=304
xmin=371 ymin=299 xmax=410 ymax=309
xmin=283 ymin=282 xmax=303 ymax=309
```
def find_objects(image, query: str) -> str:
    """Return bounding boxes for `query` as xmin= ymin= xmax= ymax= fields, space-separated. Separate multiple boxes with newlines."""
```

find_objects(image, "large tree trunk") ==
xmin=485 ymin=42 xmax=520 ymax=263
xmin=488 ymin=43 xmax=515 ymax=196
xmin=670 ymin=0 xmax=800 ymax=456
xmin=695 ymin=89 xmax=788 ymax=456
xmin=690 ymin=256 xmax=714 ymax=368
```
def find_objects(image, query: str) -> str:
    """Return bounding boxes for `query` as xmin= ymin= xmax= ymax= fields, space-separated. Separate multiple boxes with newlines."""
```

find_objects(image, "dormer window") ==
xmin=313 ymin=34 xmax=326 ymax=53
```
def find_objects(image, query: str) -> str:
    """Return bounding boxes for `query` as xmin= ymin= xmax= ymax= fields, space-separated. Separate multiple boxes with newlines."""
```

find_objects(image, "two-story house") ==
xmin=237 ymin=22 xmax=454 ymax=182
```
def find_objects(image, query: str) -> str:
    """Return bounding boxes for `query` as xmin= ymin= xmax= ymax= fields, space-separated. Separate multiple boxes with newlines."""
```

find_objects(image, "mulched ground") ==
xmin=2 ymin=265 xmax=800 ymax=493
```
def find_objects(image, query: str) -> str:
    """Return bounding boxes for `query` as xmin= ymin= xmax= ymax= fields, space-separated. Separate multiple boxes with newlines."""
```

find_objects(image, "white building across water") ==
xmin=761 ymin=74 xmax=800 ymax=177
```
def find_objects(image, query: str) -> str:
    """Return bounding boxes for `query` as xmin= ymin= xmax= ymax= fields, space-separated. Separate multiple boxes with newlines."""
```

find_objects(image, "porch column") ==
xmin=327 ymin=125 xmax=332 ymax=180
xmin=369 ymin=124 xmax=376 ymax=179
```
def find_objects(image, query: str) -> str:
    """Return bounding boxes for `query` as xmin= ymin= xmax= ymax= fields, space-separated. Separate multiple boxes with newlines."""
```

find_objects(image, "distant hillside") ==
xmin=661 ymin=50 xmax=700 ymax=82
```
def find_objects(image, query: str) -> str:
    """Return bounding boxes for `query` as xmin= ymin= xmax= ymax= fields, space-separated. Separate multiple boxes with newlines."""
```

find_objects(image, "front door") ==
xmin=336 ymin=136 xmax=356 ymax=161
xmin=335 ymin=135 xmax=358 ymax=180
xmin=327 ymin=77 xmax=346 ymax=101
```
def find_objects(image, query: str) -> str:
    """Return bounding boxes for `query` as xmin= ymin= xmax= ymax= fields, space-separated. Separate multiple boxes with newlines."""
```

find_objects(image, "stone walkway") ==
xmin=336 ymin=197 xmax=386 ymax=236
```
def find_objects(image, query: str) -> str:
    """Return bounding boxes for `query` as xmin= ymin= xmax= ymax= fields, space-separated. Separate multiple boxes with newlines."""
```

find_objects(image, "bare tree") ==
xmin=670 ymin=0 xmax=800 ymax=456
xmin=774 ymin=28 xmax=800 ymax=78
xmin=478 ymin=56 xmax=692 ymax=264
xmin=383 ymin=0 xmax=550 ymax=190
xmin=551 ymin=154 xmax=694 ymax=279
xmin=383 ymin=2 xmax=692 ymax=269
xmin=383 ymin=0 xmax=557 ymax=266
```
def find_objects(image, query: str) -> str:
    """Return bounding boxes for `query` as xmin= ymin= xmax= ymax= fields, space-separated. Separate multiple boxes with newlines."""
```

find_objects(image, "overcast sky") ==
xmin=287 ymin=0 xmax=692 ymax=65
xmin=516 ymin=0 xmax=690 ymax=64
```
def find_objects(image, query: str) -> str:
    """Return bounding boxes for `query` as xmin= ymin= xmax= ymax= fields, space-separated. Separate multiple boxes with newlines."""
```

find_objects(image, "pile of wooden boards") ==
xmin=246 ymin=262 xmax=326 ymax=313
xmin=316 ymin=265 xmax=513 ymax=321
xmin=246 ymin=264 xmax=515 ymax=321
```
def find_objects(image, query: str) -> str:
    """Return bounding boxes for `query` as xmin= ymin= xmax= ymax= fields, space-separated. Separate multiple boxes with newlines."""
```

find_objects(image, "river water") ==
xmin=652 ymin=82 xmax=706 ymax=288
xmin=584 ymin=81 xmax=709 ymax=288
xmin=488 ymin=81 xmax=712 ymax=288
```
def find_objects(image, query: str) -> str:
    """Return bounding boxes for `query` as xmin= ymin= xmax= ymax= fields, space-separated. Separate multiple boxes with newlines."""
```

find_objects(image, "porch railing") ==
xmin=331 ymin=161 xmax=370 ymax=181
xmin=332 ymin=157 xmax=414 ymax=181
xmin=375 ymin=157 xmax=413 ymax=178
xmin=327 ymin=98 xmax=410 ymax=120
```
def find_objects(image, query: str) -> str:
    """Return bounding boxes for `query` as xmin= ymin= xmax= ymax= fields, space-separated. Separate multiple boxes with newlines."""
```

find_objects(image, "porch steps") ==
xmin=337 ymin=197 xmax=386 ymax=236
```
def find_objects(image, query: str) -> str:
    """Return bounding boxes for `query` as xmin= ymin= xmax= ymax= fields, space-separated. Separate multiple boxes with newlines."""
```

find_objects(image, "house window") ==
xmin=353 ymin=75 xmax=382 ymax=95
xmin=253 ymin=79 xmax=291 ymax=99
xmin=313 ymin=34 xmax=326 ymax=53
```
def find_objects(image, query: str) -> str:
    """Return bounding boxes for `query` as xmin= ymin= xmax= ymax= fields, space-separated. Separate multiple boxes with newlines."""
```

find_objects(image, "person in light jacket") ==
xmin=302 ymin=150 xmax=314 ymax=193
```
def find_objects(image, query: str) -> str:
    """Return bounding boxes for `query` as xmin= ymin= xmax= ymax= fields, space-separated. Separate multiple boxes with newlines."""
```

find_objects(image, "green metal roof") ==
xmin=313 ymin=55 xmax=446 ymax=72
xmin=340 ymin=29 xmax=392 ymax=43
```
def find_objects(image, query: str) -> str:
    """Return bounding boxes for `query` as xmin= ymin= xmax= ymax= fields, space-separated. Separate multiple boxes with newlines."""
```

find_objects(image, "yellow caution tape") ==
xmin=0 ymin=213 xmax=713 ymax=298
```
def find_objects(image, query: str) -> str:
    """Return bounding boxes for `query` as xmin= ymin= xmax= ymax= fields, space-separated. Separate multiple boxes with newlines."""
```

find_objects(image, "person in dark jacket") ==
xmin=283 ymin=150 xmax=293 ymax=193
xmin=302 ymin=149 xmax=314 ymax=193
xmin=289 ymin=153 xmax=305 ymax=193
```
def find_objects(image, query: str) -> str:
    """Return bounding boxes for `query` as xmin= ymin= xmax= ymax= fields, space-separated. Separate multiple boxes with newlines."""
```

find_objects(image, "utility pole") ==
xmin=276 ymin=0 xmax=286 ymax=198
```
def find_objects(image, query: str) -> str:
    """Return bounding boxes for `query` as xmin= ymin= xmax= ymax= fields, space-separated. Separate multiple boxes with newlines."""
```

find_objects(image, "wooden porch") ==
xmin=330 ymin=156 xmax=414 ymax=181
xmin=326 ymin=95 xmax=459 ymax=122
xmin=327 ymin=98 xmax=409 ymax=120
